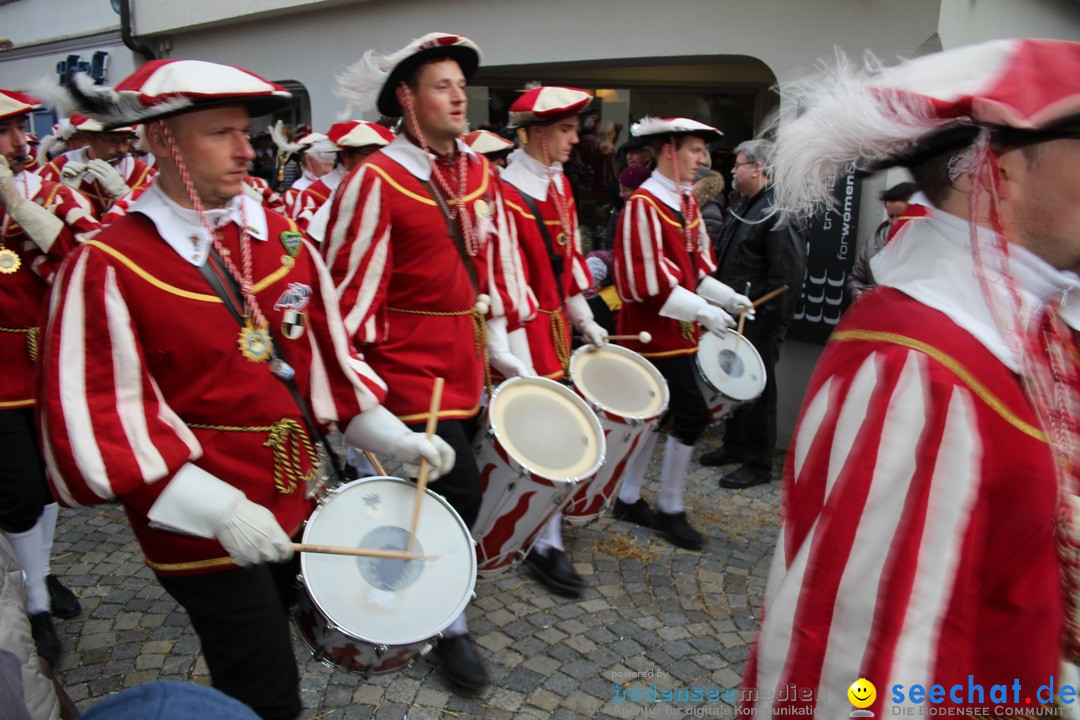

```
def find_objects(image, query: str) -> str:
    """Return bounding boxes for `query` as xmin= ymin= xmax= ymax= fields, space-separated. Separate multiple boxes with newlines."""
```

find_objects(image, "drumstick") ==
xmin=607 ymin=331 xmax=652 ymax=343
xmin=746 ymin=284 xmax=790 ymax=310
xmin=363 ymin=450 xmax=386 ymax=477
xmin=292 ymin=543 xmax=437 ymax=561
xmin=735 ymin=283 xmax=750 ymax=351
xmin=407 ymin=377 xmax=445 ymax=553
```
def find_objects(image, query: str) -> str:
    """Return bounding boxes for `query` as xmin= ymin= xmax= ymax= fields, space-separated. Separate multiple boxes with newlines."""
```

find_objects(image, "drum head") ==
xmin=489 ymin=377 xmax=604 ymax=481
xmin=570 ymin=344 xmax=668 ymax=420
xmin=696 ymin=332 xmax=766 ymax=401
xmin=300 ymin=477 xmax=475 ymax=646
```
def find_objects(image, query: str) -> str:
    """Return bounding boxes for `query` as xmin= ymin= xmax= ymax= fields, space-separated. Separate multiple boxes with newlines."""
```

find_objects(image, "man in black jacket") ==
xmin=702 ymin=139 xmax=807 ymax=488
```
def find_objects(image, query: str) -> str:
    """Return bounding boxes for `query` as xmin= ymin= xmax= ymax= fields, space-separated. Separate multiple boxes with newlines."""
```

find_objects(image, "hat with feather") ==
xmin=336 ymin=32 xmax=481 ymax=118
xmin=0 ymin=89 xmax=40 ymax=122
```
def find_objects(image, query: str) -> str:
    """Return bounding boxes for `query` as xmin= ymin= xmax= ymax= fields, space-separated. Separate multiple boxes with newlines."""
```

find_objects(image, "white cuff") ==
xmin=147 ymin=464 xmax=243 ymax=538
xmin=343 ymin=405 xmax=412 ymax=456
xmin=507 ymin=327 xmax=534 ymax=368
xmin=659 ymin=285 xmax=709 ymax=324
xmin=8 ymin=201 xmax=64 ymax=254
xmin=564 ymin=293 xmax=594 ymax=331
xmin=696 ymin=276 xmax=736 ymax=306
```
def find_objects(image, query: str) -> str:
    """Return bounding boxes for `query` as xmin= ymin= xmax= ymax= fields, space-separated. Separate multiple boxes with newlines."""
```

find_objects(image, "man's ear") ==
xmin=992 ymin=147 xmax=1025 ymax=201
xmin=144 ymin=121 xmax=170 ymax=159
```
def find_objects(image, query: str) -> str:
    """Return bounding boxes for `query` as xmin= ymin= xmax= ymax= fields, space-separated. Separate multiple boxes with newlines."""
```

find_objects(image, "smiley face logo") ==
xmin=848 ymin=678 xmax=876 ymax=709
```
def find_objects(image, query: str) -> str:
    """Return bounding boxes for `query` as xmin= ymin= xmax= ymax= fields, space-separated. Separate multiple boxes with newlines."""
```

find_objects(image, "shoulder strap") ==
xmin=511 ymin=185 xmax=565 ymax=301
xmin=419 ymin=179 xmax=480 ymax=294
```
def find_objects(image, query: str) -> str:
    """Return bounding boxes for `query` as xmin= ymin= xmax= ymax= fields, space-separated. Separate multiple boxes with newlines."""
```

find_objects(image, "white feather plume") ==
xmin=36 ymin=73 xmax=192 ymax=128
xmin=336 ymin=46 xmax=406 ymax=117
xmin=35 ymin=133 xmax=61 ymax=167
xmin=766 ymin=48 xmax=954 ymax=222
xmin=270 ymin=120 xmax=303 ymax=154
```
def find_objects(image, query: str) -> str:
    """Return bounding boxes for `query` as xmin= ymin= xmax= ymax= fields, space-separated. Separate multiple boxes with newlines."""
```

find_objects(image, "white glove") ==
xmin=487 ymin=315 xmax=535 ymax=378
xmin=697 ymin=276 xmax=755 ymax=320
xmin=344 ymin=405 xmax=455 ymax=481
xmin=565 ymin=293 xmax=608 ymax=347
xmin=0 ymin=157 xmax=63 ymax=252
xmin=660 ymin=285 xmax=735 ymax=337
xmin=696 ymin=305 xmax=735 ymax=337
xmin=507 ymin=327 xmax=535 ymax=369
xmin=86 ymin=158 xmax=131 ymax=199
xmin=147 ymin=464 xmax=294 ymax=567
xmin=59 ymin=161 xmax=88 ymax=189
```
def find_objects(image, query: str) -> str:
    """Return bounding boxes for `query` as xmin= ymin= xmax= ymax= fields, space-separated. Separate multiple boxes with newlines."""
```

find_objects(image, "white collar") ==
xmin=380 ymin=135 xmax=479 ymax=181
xmin=320 ymin=164 xmax=347 ymax=192
xmin=130 ymin=184 xmax=268 ymax=267
xmin=872 ymin=209 xmax=1079 ymax=371
xmin=501 ymin=148 xmax=563 ymax=201
xmin=14 ymin=170 xmax=42 ymax=200
xmin=639 ymin=171 xmax=690 ymax=212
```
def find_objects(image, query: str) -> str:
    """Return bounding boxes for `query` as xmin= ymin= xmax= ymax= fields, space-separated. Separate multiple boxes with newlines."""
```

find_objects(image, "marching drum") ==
xmin=696 ymin=331 xmax=767 ymax=424
xmin=563 ymin=344 xmax=669 ymax=525
xmin=293 ymin=477 xmax=476 ymax=677
xmin=472 ymin=376 xmax=605 ymax=576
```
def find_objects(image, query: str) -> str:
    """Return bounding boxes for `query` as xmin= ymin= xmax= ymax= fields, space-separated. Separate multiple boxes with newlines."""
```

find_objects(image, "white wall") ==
xmin=937 ymin=0 xmax=1080 ymax=48
xmin=0 ymin=0 xmax=118 ymax=45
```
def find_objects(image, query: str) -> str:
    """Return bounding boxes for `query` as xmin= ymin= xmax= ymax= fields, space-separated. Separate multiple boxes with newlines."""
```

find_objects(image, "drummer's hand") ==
xmin=696 ymin=305 xmax=735 ymax=337
xmin=397 ymin=433 xmax=456 ymax=482
xmin=490 ymin=350 xmax=535 ymax=378
xmin=579 ymin=319 xmax=609 ymax=348
xmin=214 ymin=498 xmax=295 ymax=566
xmin=727 ymin=293 xmax=756 ymax=321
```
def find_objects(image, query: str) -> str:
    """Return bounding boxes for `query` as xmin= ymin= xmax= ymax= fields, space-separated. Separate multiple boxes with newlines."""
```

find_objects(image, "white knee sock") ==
xmin=617 ymin=430 xmax=660 ymax=504
xmin=531 ymin=513 xmax=564 ymax=555
xmin=5 ymin=521 xmax=49 ymax=614
xmin=40 ymin=503 xmax=59 ymax=576
xmin=658 ymin=435 xmax=694 ymax=515
xmin=443 ymin=610 xmax=469 ymax=638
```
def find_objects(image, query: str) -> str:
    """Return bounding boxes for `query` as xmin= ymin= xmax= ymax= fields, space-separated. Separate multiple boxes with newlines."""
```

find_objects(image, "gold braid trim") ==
xmin=387 ymin=305 xmax=492 ymax=392
xmin=186 ymin=419 xmax=317 ymax=494
xmin=540 ymin=308 xmax=570 ymax=376
xmin=678 ymin=320 xmax=695 ymax=342
xmin=0 ymin=325 xmax=39 ymax=362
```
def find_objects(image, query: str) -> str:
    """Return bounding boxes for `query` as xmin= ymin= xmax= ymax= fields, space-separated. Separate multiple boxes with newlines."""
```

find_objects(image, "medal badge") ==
xmin=238 ymin=318 xmax=273 ymax=363
xmin=0 ymin=248 xmax=20 ymax=274
xmin=280 ymin=231 xmax=303 ymax=258
xmin=274 ymin=283 xmax=312 ymax=340
xmin=473 ymin=198 xmax=491 ymax=220
xmin=554 ymin=231 xmax=569 ymax=248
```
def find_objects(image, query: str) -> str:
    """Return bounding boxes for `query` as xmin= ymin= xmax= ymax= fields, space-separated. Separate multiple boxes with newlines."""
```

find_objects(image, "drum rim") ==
xmin=695 ymin=331 xmax=767 ymax=400
xmin=569 ymin=343 xmax=670 ymax=422
xmin=486 ymin=376 xmax=607 ymax=482
xmin=299 ymin=475 xmax=477 ymax=646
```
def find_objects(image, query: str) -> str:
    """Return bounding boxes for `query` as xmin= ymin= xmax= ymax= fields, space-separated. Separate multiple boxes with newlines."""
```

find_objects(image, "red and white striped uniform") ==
xmin=39 ymin=185 xmax=387 ymax=574
xmin=744 ymin=214 xmax=1067 ymax=717
xmin=242 ymin=174 xmax=285 ymax=214
xmin=37 ymin=148 xmax=155 ymax=218
xmin=501 ymin=150 xmax=590 ymax=379
xmin=293 ymin=166 xmax=346 ymax=232
xmin=612 ymin=172 xmax=716 ymax=358
xmin=322 ymin=135 xmax=530 ymax=422
xmin=1 ymin=170 xmax=97 ymax=408
xmin=282 ymin=171 xmax=318 ymax=219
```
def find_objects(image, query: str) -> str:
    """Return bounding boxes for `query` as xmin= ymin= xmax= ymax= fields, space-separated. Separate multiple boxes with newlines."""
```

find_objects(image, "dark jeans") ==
xmin=406 ymin=416 xmax=482 ymax=530
xmin=157 ymin=557 xmax=302 ymax=720
xmin=723 ymin=324 xmax=782 ymax=469
xmin=649 ymin=354 xmax=710 ymax=446
xmin=0 ymin=408 xmax=51 ymax=533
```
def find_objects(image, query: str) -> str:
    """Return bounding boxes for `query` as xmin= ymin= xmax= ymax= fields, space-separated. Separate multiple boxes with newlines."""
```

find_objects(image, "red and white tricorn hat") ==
xmin=0 ymin=89 xmax=41 ymax=122
xmin=336 ymin=32 xmax=482 ymax=117
xmin=464 ymin=129 xmax=514 ymax=156
xmin=508 ymin=86 xmax=592 ymax=128
xmin=769 ymin=38 xmax=1080 ymax=219
xmin=324 ymin=120 xmax=395 ymax=150
xmin=68 ymin=112 xmax=136 ymax=134
xmin=59 ymin=59 xmax=291 ymax=130
xmin=630 ymin=117 xmax=722 ymax=142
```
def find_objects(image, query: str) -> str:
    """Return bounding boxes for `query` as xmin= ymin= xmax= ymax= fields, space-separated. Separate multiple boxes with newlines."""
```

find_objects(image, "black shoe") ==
xmin=524 ymin=548 xmax=583 ymax=597
xmin=699 ymin=446 xmax=743 ymax=467
xmin=612 ymin=498 xmax=656 ymax=529
xmin=433 ymin=634 xmax=490 ymax=691
xmin=654 ymin=511 xmax=705 ymax=550
xmin=46 ymin=575 xmax=81 ymax=619
xmin=719 ymin=465 xmax=772 ymax=489
xmin=29 ymin=612 xmax=61 ymax=667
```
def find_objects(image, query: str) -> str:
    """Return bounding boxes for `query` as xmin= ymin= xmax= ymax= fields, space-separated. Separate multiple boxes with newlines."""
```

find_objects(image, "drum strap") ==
xmin=511 ymin=187 xmax=566 ymax=302
xmin=198 ymin=244 xmax=350 ymax=486
xmin=420 ymin=180 xmax=480 ymax=294
xmin=672 ymin=208 xmax=699 ymax=278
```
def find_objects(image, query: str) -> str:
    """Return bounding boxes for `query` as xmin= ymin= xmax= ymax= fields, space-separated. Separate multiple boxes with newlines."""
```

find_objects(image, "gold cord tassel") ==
xmin=264 ymin=419 xmax=317 ymax=495
xmin=679 ymin=320 xmax=695 ymax=343
xmin=473 ymin=308 xmax=492 ymax=392
xmin=548 ymin=310 xmax=570 ymax=376
xmin=25 ymin=327 xmax=39 ymax=362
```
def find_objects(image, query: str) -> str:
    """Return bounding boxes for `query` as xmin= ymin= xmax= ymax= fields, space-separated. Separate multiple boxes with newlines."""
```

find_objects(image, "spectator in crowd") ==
xmin=694 ymin=169 xmax=727 ymax=249
xmin=846 ymin=181 xmax=918 ymax=301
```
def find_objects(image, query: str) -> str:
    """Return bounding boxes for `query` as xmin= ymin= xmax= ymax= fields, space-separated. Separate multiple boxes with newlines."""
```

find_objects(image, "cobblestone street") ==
xmin=48 ymin=426 xmax=782 ymax=720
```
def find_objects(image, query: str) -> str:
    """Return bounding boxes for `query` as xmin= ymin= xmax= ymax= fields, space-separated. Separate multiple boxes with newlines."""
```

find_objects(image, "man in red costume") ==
xmin=500 ymin=85 xmax=607 ymax=595
xmin=0 ymin=88 xmax=95 ymax=668
xmin=611 ymin=117 xmax=752 ymax=550
xmin=743 ymin=38 xmax=1080 ymax=717
xmin=327 ymin=32 xmax=532 ymax=691
xmin=39 ymin=59 xmax=452 ymax=719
